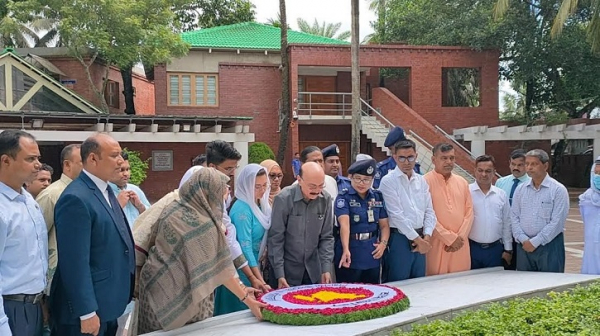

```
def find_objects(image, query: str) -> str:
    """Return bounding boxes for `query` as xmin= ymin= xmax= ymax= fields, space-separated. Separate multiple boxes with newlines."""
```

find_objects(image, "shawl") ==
xmin=580 ymin=156 xmax=600 ymax=207
xmin=235 ymin=163 xmax=272 ymax=258
xmin=138 ymin=168 xmax=236 ymax=331
xmin=260 ymin=159 xmax=282 ymax=205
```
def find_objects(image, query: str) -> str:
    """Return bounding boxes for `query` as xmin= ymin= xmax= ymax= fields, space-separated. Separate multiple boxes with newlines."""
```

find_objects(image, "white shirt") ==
xmin=83 ymin=170 xmax=110 ymax=207
xmin=469 ymin=183 xmax=512 ymax=250
xmin=379 ymin=167 xmax=436 ymax=240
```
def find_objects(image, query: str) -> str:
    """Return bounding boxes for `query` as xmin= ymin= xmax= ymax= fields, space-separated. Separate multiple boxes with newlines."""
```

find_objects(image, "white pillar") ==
xmin=594 ymin=138 xmax=600 ymax=160
xmin=470 ymin=139 xmax=486 ymax=157
xmin=233 ymin=141 xmax=249 ymax=179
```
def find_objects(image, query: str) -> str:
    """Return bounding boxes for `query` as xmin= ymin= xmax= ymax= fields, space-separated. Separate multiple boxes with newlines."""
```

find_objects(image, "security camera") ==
xmin=292 ymin=110 xmax=298 ymax=120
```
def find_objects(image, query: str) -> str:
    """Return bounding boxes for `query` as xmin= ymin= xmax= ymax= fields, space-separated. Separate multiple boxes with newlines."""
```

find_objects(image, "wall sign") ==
xmin=152 ymin=150 xmax=173 ymax=171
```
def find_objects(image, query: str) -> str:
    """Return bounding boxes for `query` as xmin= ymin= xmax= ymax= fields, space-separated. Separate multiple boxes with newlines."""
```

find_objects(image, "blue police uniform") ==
xmin=322 ymin=144 xmax=352 ymax=193
xmin=334 ymin=159 xmax=388 ymax=284
xmin=373 ymin=126 xmax=421 ymax=188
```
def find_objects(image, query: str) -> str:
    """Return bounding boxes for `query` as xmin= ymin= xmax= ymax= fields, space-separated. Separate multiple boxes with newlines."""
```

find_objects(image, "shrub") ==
xmin=394 ymin=281 xmax=600 ymax=335
xmin=123 ymin=148 xmax=149 ymax=186
xmin=248 ymin=142 xmax=275 ymax=164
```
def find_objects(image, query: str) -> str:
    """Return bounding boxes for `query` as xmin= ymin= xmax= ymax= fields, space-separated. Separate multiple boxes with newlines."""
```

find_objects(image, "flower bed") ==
xmin=394 ymin=282 xmax=600 ymax=335
xmin=260 ymin=283 xmax=410 ymax=325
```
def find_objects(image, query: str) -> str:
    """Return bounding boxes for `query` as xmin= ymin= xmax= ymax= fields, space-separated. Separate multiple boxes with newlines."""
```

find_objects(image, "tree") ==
xmin=351 ymin=0 xmax=360 ymax=162
xmin=16 ymin=0 xmax=190 ymax=114
xmin=122 ymin=148 xmax=149 ymax=185
xmin=248 ymin=142 xmax=275 ymax=163
xmin=276 ymin=0 xmax=291 ymax=167
xmin=174 ymin=0 xmax=255 ymax=32
xmin=266 ymin=12 xmax=289 ymax=29
xmin=297 ymin=18 xmax=351 ymax=40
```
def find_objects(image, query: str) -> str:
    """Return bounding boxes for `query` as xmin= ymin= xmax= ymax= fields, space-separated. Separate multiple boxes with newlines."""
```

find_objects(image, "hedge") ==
xmin=122 ymin=148 xmax=149 ymax=186
xmin=248 ymin=142 xmax=275 ymax=164
xmin=394 ymin=281 xmax=600 ymax=335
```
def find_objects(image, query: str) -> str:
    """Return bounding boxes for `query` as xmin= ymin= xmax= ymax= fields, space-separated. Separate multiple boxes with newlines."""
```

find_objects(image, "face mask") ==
xmin=594 ymin=175 xmax=600 ymax=190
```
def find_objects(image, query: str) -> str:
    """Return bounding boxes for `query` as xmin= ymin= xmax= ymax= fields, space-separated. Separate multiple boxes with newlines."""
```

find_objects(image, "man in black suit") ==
xmin=51 ymin=134 xmax=135 ymax=336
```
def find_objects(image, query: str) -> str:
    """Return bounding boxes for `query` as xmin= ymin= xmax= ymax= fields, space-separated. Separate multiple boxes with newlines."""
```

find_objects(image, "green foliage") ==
xmin=175 ymin=0 xmax=256 ymax=32
xmin=123 ymin=148 xmax=149 ymax=186
xmin=296 ymin=18 xmax=351 ymax=41
xmin=375 ymin=0 xmax=600 ymax=119
xmin=248 ymin=142 xmax=275 ymax=164
xmin=394 ymin=282 xmax=600 ymax=335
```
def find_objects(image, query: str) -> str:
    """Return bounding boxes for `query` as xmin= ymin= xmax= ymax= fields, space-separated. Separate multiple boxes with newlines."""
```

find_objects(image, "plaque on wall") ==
xmin=152 ymin=150 xmax=173 ymax=171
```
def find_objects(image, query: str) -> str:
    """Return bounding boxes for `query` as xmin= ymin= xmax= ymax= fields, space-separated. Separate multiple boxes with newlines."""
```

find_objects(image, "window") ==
xmin=104 ymin=80 xmax=120 ymax=108
xmin=168 ymin=73 xmax=218 ymax=106
xmin=442 ymin=68 xmax=481 ymax=107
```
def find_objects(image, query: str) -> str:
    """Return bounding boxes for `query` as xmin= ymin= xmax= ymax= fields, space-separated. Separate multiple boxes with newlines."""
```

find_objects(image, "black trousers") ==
xmin=4 ymin=299 xmax=43 ymax=336
xmin=51 ymin=319 xmax=118 ymax=336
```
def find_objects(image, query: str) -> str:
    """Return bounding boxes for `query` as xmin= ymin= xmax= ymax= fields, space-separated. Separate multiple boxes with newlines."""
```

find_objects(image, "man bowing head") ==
xmin=51 ymin=134 xmax=135 ymax=336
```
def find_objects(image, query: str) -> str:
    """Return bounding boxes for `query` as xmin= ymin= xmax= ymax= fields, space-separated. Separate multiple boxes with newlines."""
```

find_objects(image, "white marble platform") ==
xmin=142 ymin=268 xmax=600 ymax=336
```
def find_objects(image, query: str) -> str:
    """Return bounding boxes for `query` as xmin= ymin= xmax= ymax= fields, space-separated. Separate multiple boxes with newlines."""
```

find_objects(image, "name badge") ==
xmin=349 ymin=199 xmax=361 ymax=207
xmin=367 ymin=210 xmax=375 ymax=222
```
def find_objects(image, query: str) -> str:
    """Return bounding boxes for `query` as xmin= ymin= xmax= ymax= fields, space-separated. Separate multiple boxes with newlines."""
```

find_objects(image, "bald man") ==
xmin=51 ymin=134 xmax=134 ymax=336
xmin=268 ymin=162 xmax=334 ymax=288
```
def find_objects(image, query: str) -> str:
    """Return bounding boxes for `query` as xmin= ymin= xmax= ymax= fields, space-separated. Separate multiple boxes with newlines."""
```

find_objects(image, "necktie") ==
xmin=509 ymin=178 xmax=520 ymax=206
xmin=106 ymin=186 xmax=135 ymax=273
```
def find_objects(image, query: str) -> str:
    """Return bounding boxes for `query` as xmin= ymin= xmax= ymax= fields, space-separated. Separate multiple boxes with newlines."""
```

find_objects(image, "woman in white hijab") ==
xmin=580 ymin=156 xmax=600 ymax=274
xmin=214 ymin=163 xmax=272 ymax=315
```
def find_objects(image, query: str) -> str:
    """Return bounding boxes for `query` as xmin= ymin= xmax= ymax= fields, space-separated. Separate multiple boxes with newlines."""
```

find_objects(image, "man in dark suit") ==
xmin=51 ymin=134 xmax=135 ymax=336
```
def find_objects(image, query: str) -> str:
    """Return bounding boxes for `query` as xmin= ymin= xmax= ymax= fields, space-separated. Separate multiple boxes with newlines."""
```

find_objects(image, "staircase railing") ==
xmin=360 ymin=98 xmax=392 ymax=128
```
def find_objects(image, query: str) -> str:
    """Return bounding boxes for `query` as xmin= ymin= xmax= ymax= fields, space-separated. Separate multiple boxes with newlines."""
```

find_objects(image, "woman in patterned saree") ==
xmin=137 ymin=168 xmax=264 ymax=333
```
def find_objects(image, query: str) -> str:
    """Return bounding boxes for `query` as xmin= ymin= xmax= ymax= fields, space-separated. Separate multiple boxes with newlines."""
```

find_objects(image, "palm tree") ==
xmin=351 ymin=0 xmax=360 ymax=162
xmin=0 ymin=14 xmax=39 ymax=48
xmin=296 ymin=18 xmax=351 ymax=40
xmin=367 ymin=0 xmax=386 ymax=42
xmin=494 ymin=0 xmax=600 ymax=54
xmin=276 ymin=0 xmax=291 ymax=165
xmin=266 ymin=12 xmax=289 ymax=29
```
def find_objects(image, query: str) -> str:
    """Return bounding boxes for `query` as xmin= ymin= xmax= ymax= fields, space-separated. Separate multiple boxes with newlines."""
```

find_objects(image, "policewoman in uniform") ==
xmin=334 ymin=159 xmax=390 ymax=284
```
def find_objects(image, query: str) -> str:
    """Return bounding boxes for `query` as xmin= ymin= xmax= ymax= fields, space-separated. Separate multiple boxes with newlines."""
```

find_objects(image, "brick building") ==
xmin=155 ymin=22 xmax=502 ymax=182
xmin=0 ymin=48 xmax=255 ymax=201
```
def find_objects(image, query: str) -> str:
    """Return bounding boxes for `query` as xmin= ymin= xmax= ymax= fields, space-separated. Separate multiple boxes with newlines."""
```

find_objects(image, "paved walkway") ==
xmin=565 ymin=189 xmax=586 ymax=274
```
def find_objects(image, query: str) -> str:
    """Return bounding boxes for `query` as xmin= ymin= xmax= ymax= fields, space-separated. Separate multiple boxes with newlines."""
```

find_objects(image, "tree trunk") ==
xmin=350 ymin=0 xmax=361 ymax=163
xmin=276 ymin=0 xmax=290 ymax=166
xmin=525 ymin=79 xmax=534 ymax=123
xmin=121 ymin=65 xmax=136 ymax=115
xmin=552 ymin=139 xmax=567 ymax=178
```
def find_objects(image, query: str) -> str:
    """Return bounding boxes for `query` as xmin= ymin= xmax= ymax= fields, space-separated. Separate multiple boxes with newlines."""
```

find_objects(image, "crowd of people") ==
xmin=0 ymin=124 xmax=596 ymax=336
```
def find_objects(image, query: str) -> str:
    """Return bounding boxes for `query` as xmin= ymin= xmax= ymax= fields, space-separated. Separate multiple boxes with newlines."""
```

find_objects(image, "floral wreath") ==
xmin=259 ymin=283 xmax=410 ymax=325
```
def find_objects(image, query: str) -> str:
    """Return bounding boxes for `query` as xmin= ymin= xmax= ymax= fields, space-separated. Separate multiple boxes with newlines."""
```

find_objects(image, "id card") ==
xmin=367 ymin=210 xmax=375 ymax=222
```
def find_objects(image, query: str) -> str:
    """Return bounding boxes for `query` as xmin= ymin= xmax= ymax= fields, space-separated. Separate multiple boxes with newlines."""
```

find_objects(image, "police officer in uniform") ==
xmin=373 ymin=126 xmax=407 ymax=189
xmin=322 ymin=144 xmax=352 ymax=192
xmin=334 ymin=159 xmax=390 ymax=284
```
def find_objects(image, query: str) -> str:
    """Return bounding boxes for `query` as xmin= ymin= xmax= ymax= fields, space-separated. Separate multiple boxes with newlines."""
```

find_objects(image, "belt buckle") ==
xmin=32 ymin=294 xmax=43 ymax=304
xmin=480 ymin=243 xmax=490 ymax=249
xmin=358 ymin=233 xmax=369 ymax=240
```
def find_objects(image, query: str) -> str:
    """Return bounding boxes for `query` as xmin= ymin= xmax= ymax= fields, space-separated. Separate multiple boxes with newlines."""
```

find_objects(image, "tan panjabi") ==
xmin=260 ymin=159 xmax=282 ymax=205
xmin=137 ymin=168 xmax=236 ymax=333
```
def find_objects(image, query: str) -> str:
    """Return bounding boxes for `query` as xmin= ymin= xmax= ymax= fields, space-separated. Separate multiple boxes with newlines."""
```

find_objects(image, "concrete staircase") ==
xmin=361 ymin=110 xmax=475 ymax=183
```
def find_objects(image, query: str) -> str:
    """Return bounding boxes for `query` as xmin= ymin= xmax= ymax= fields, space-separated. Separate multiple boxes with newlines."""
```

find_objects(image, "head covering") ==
xmin=580 ymin=156 xmax=600 ymax=207
xmin=348 ymin=159 xmax=377 ymax=176
xmin=260 ymin=159 xmax=282 ymax=205
xmin=384 ymin=126 xmax=406 ymax=147
xmin=137 ymin=168 xmax=234 ymax=332
xmin=234 ymin=164 xmax=272 ymax=258
xmin=179 ymin=165 xmax=204 ymax=189
xmin=321 ymin=144 xmax=341 ymax=158
xmin=356 ymin=153 xmax=373 ymax=162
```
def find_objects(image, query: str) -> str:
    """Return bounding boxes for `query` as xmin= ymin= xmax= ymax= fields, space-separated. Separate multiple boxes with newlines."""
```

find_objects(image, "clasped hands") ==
xmin=444 ymin=236 xmax=464 ymax=253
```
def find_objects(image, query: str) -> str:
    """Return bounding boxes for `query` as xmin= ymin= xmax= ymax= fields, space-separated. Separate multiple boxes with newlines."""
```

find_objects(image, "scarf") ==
xmin=260 ymin=159 xmax=282 ymax=205
xmin=138 ymin=168 xmax=235 ymax=331
xmin=580 ymin=156 xmax=600 ymax=207
xmin=235 ymin=163 xmax=272 ymax=258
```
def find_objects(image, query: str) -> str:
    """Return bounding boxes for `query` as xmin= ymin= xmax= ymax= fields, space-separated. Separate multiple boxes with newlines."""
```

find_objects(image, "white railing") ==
xmin=297 ymin=92 xmax=353 ymax=117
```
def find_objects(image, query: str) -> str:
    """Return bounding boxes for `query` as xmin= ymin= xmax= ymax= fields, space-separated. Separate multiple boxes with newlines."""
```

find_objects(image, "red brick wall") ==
xmin=484 ymin=140 xmax=552 ymax=177
xmin=289 ymin=45 xmax=499 ymax=132
xmin=155 ymin=63 xmax=281 ymax=153
xmin=120 ymin=142 xmax=206 ymax=202
xmin=49 ymin=58 xmax=155 ymax=115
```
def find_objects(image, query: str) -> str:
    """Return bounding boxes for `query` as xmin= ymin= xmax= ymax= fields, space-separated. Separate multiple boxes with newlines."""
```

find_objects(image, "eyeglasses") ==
xmin=217 ymin=165 xmax=239 ymax=174
xmin=300 ymin=177 xmax=325 ymax=191
xmin=396 ymin=156 xmax=416 ymax=163
xmin=352 ymin=177 xmax=373 ymax=185
xmin=269 ymin=174 xmax=283 ymax=180
xmin=254 ymin=183 xmax=268 ymax=191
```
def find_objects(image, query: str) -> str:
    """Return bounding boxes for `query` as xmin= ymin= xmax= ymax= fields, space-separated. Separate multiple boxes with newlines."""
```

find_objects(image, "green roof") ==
xmin=181 ymin=22 xmax=349 ymax=50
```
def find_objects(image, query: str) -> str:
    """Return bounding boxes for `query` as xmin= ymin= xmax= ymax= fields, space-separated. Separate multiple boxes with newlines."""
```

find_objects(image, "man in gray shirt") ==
xmin=268 ymin=162 xmax=334 ymax=288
